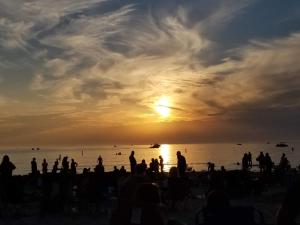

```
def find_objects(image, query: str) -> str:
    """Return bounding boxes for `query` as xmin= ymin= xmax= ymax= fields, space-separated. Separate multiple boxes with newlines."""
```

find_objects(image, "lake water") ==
xmin=0 ymin=142 xmax=299 ymax=175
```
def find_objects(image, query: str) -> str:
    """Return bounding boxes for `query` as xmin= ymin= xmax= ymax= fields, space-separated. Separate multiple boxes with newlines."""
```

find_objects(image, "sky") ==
xmin=0 ymin=0 xmax=300 ymax=146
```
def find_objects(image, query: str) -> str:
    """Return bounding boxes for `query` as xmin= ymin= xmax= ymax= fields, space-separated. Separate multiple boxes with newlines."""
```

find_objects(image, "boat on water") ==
xmin=276 ymin=142 xmax=288 ymax=147
xmin=150 ymin=143 xmax=160 ymax=148
xmin=237 ymin=143 xmax=242 ymax=146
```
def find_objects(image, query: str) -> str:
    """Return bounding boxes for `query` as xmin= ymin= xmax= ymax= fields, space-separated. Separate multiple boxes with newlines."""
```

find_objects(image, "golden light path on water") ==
xmin=160 ymin=144 xmax=170 ymax=165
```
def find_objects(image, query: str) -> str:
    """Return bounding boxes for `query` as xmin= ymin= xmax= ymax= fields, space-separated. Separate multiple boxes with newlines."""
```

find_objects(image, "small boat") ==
xmin=150 ymin=143 xmax=160 ymax=148
xmin=237 ymin=143 xmax=242 ymax=146
xmin=116 ymin=152 xmax=122 ymax=155
xmin=276 ymin=142 xmax=288 ymax=147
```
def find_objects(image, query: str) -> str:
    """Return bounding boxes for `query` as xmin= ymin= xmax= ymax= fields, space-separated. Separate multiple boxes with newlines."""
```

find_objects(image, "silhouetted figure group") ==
xmin=256 ymin=151 xmax=273 ymax=174
xmin=241 ymin=152 xmax=252 ymax=171
xmin=129 ymin=151 xmax=165 ymax=176
xmin=1 ymin=148 xmax=300 ymax=224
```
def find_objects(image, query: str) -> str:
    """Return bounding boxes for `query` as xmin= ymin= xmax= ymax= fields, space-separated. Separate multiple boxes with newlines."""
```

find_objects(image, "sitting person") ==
xmin=196 ymin=190 xmax=264 ymax=225
xmin=110 ymin=182 xmax=184 ymax=225
xmin=167 ymin=167 xmax=190 ymax=210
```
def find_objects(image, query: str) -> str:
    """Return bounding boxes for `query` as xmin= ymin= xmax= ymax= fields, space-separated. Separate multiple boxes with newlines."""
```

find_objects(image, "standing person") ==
xmin=129 ymin=151 xmax=137 ymax=174
xmin=154 ymin=159 xmax=159 ymax=174
xmin=42 ymin=158 xmax=48 ymax=174
xmin=256 ymin=152 xmax=265 ymax=173
xmin=52 ymin=160 xmax=59 ymax=174
xmin=98 ymin=155 xmax=103 ymax=164
xmin=141 ymin=159 xmax=147 ymax=172
xmin=0 ymin=155 xmax=16 ymax=204
xmin=248 ymin=152 xmax=252 ymax=168
xmin=279 ymin=153 xmax=289 ymax=172
xmin=242 ymin=153 xmax=249 ymax=171
xmin=95 ymin=157 xmax=104 ymax=177
xmin=177 ymin=151 xmax=187 ymax=178
xmin=61 ymin=156 xmax=69 ymax=172
xmin=265 ymin=153 xmax=273 ymax=175
xmin=0 ymin=155 xmax=16 ymax=178
xmin=159 ymin=155 xmax=164 ymax=173
xmin=31 ymin=157 xmax=38 ymax=175
xmin=71 ymin=159 xmax=78 ymax=175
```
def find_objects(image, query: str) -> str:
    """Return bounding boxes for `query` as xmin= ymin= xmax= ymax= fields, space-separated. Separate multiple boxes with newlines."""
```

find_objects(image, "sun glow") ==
xmin=155 ymin=96 xmax=170 ymax=117
xmin=160 ymin=144 xmax=170 ymax=164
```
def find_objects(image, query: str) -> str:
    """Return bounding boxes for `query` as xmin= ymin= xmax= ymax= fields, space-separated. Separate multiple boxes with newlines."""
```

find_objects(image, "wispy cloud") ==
xmin=0 ymin=0 xmax=300 ymax=144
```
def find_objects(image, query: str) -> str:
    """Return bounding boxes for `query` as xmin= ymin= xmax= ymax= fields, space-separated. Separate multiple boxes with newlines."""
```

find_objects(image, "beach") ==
xmin=0 ymin=169 xmax=297 ymax=225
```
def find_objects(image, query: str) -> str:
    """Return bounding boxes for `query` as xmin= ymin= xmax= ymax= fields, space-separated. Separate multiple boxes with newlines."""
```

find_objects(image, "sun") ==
xmin=155 ymin=96 xmax=170 ymax=117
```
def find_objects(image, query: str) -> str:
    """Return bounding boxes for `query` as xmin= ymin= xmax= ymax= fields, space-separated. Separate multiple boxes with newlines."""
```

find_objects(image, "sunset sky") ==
xmin=0 ymin=0 xmax=300 ymax=146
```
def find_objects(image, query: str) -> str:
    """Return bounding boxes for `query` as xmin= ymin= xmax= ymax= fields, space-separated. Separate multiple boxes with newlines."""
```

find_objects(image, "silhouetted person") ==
xmin=31 ymin=157 xmax=38 ymax=175
xmin=141 ymin=159 xmax=147 ymax=172
xmin=71 ymin=158 xmax=78 ymax=175
xmin=256 ymin=152 xmax=265 ymax=173
xmin=276 ymin=178 xmax=300 ymax=225
xmin=242 ymin=153 xmax=249 ymax=171
xmin=95 ymin=157 xmax=105 ymax=177
xmin=113 ymin=166 xmax=120 ymax=175
xmin=149 ymin=158 xmax=155 ymax=172
xmin=0 ymin=155 xmax=16 ymax=178
xmin=61 ymin=156 xmax=69 ymax=173
xmin=177 ymin=151 xmax=187 ymax=178
xmin=129 ymin=151 xmax=137 ymax=174
xmin=42 ymin=158 xmax=48 ymax=174
xmin=120 ymin=166 xmax=127 ymax=176
xmin=159 ymin=155 xmax=164 ymax=172
xmin=248 ymin=152 xmax=252 ymax=168
xmin=0 ymin=155 xmax=16 ymax=205
xmin=279 ymin=153 xmax=289 ymax=172
xmin=154 ymin=159 xmax=159 ymax=174
xmin=98 ymin=155 xmax=103 ymax=164
xmin=208 ymin=162 xmax=215 ymax=173
xmin=265 ymin=153 xmax=273 ymax=174
xmin=52 ymin=160 xmax=59 ymax=174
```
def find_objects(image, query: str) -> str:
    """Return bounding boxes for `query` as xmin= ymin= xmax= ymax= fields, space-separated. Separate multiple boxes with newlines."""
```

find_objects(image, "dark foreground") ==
xmin=0 ymin=168 xmax=299 ymax=225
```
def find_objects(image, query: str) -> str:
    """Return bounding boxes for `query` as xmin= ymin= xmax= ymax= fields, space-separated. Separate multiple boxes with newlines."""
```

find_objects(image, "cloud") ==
xmin=0 ymin=0 xmax=300 ymax=144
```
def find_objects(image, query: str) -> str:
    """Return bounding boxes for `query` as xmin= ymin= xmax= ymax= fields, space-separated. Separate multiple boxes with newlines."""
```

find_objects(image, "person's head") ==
xmin=33 ymin=157 xmax=36 ymax=161
xmin=169 ymin=166 xmax=178 ymax=178
xmin=71 ymin=158 xmax=74 ymax=162
xmin=266 ymin=153 xmax=269 ymax=156
xmin=177 ymin=151 xmax=181 ymax=157
xmin=121 ymin=166 xmax=125 ymax=169
xmin=159 ymin=155 xmax=162 ymax=159
xmin=142 ymin=159 xmax=146 ymax=164
xmin=114 ymin=166 xmax=117 ymax=170
xmin=43 ymin=158 xmax=46 ymax=162
xmin=282 ymin=153 xmax=286 ymax=157
xmin=2 ymin=155 xmax=9 ymax=164
xmin=131 ymin=151 xmax=134 ymax=155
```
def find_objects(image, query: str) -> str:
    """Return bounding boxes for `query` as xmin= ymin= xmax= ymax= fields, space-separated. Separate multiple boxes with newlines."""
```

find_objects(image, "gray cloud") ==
xmin=0 ymin=0 xmax=300 ymax=144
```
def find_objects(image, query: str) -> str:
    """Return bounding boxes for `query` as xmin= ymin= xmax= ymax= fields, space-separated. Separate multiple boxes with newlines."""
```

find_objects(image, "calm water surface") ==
xmin=0 ymin=142 xmax=299 ymax=175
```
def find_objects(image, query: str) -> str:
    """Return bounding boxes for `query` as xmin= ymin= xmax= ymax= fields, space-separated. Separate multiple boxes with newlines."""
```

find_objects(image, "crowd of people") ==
xmin=240 ymin=151 xmax=291 ymax=175
xmin=0 ymin=150 xmax=299 ymax=224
